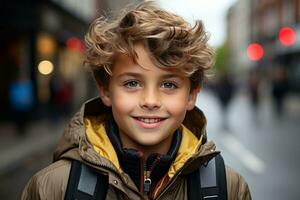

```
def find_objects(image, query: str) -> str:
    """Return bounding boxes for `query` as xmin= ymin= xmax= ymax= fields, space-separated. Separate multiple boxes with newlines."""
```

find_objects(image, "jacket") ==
xmin=21 ymin=97 xmax=251 ymax=200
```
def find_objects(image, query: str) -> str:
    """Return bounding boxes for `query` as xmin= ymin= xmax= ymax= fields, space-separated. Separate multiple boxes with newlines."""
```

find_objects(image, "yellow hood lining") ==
xmin=85 ymin=116 xmax=122 ymax=172
xmin=167 ymin=125 xmax=203 ymax=178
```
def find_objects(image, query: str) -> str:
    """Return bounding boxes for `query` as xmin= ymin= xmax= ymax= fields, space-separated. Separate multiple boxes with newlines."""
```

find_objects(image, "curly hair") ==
xmin=84 ymin=1 xmax=215 ymax=90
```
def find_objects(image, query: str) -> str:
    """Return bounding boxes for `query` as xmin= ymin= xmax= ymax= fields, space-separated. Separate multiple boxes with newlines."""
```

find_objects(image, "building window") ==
xmin=263 ymin=6 xmax=277 ymax=37
xmin=282 ymin=0 xmax=295 ymax=25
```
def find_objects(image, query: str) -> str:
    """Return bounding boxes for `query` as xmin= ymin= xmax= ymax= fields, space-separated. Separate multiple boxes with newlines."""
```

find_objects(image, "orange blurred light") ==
xmin=278 ymin=27 xmax=296 ymax=46
xmin=37 ymin=34 xmax=56 ymax=57
xmin=247 ymin=43 xmax=264 ymax=61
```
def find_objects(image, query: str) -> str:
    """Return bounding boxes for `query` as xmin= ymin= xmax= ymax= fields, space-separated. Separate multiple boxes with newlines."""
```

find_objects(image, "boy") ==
xmin=22 ymin=1 xmax=251 ymax=199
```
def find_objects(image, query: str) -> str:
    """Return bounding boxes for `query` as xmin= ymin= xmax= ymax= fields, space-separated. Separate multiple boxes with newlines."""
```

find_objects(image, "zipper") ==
xmin=144 ymin=156 xmax=161 ymax=198
xmin=133 ymin=153 xmax=162 ymax=196
xmin=138 ymin=151 xmax=146 ymax=194
xmin=144 ymin=164 xmax=152 ymax=194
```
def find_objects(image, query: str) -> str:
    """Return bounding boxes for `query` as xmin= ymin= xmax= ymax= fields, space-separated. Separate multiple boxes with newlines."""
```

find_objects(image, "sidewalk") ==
xmin=0 ymin=119 xmax=67 ymax=176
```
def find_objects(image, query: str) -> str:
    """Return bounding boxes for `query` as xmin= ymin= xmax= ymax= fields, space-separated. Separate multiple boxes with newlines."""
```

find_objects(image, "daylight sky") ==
xmin=157 ymin=0 xmax=237 ymax=47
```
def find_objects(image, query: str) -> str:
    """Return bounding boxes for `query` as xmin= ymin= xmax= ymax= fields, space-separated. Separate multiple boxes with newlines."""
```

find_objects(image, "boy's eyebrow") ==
xmin=116 ymin=72 xmax=143 ymax=79
xmin=116 ymin=72 xmax=184 ymax=80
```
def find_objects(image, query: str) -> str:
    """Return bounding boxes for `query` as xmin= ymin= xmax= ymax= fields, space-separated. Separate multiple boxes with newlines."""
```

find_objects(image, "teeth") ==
xmin=137 ymin=118 xmax=163 ymax=123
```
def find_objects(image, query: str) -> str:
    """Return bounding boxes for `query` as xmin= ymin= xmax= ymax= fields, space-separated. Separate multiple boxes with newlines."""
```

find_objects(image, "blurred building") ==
xmin=251 ymin=0 xmax=300 ymax=92
xmin=227 ymin=0 xmax=300 ymax=93
xmin=0 ymin=0 xmax=100 ymax=121
xmin=227 ymin=0 xmax=252 ymax=84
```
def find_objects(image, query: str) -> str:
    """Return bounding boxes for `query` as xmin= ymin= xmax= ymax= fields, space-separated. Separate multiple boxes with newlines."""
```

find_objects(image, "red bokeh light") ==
xmin=247 ymin=43 xmax=264 ymax=61
xmin=278 ymin=27 xmax=296 ymax=46
xmin=66 ymin=37 xmax=84 ymax=52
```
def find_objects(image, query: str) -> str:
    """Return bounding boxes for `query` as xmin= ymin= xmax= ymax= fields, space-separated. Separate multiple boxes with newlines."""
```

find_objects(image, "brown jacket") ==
xmin=22 ymin=98 xmax=251 ymax=200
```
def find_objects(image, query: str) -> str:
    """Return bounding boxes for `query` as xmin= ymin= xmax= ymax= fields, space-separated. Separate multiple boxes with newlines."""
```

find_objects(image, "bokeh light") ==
xmin=247 ymin=43 xmax=264 ymax=61
xmin=278 ymin=27 xmax=297 ymax=46
xmin=37 ymin=60 xmax=54 ymax=75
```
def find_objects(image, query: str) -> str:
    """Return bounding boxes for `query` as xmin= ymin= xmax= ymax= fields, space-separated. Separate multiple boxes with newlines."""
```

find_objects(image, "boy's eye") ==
xmin=161 ymin=82 xmax=178 ymax=89
xmin=124 ymin=80 xmax=140 ymax=88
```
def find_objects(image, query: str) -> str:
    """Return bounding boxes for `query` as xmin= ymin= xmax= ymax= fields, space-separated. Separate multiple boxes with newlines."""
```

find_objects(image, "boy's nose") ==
xmin=139 ymin=88 xmax=161 ymax=110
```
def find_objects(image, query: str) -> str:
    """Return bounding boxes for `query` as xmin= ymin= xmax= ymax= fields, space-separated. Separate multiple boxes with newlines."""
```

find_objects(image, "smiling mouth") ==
xmin=134 ymin=117 xmax=166 ymax=124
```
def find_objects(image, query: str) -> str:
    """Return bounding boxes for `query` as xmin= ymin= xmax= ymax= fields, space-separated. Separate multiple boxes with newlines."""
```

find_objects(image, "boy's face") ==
xmin=99 ymin=43 xmax=199 ymax=153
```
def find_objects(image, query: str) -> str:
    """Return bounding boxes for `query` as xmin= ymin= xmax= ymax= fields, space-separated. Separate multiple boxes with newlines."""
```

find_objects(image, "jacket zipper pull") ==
xmin=144 ymin=178 xmax=152 ymax=193
xmin=144 ymin=170 xmax=151 ymax=193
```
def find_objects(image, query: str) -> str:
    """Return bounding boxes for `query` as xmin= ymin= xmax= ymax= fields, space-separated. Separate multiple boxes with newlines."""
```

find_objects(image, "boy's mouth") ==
xmin=134 ymin=117 xmax=166 ymax=124
xmin=132 ymin=116 xmax=167 ymax=129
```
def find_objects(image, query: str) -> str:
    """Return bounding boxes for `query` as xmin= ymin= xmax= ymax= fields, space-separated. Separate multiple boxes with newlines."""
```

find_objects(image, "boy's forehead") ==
xmin=113 ymin=58 xmax=184 ymax=79
xmin=112 ymin=45 xmax=185 ymax=78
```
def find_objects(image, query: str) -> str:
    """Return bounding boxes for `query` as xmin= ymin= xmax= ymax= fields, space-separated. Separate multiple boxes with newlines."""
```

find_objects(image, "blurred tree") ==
xmin=214 ymin=43 xmax=229 ymax=73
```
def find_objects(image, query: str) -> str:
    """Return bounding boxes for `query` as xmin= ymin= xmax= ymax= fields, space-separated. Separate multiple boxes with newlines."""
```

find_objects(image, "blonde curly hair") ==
xmin=84 ymin=1 xmax=215 ymax=90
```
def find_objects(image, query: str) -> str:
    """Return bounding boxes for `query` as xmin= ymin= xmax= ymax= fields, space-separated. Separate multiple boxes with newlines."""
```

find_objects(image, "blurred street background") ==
xmin=1 ymin=0 xmax=300 ymax=199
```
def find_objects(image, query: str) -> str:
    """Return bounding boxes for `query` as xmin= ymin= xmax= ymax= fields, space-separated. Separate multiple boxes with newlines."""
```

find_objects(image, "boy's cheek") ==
xmin=163 ymin=98 xmax=188 ymax=112
xmin=112 ymin=95 xmax=136 ymax=111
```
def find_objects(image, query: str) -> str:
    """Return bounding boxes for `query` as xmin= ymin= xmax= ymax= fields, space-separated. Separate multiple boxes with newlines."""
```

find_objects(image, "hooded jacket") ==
xmin=22 ymin=97 xmax=251 ymax=200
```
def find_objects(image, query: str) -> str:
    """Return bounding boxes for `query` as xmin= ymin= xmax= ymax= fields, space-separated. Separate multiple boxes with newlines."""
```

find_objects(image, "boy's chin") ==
xmin=136 ymin=139 xmax=162 ymax=147
xmin=133 ymin=134 xmax=173 ymax=149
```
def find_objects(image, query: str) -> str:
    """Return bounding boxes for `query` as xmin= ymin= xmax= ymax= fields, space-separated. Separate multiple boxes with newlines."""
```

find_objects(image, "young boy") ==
xmin=22 ymin=1 xmax=251 ymax=199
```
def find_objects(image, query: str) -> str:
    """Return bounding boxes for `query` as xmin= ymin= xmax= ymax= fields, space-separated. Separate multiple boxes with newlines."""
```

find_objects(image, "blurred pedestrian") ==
xmin=54 ymin=79 xmax=73 ymax=116
xmin=248 ymin=69 xmax=261 ymax=112
xmin=213 ymin=72 xmax=235 ymax=130
xmin=49 ymin=76 xmax=74 ymax=121
xmin=9 ymin=77 xmax=33 ymax=135
xmin=271 ymin=65 xmax=289 ymax=116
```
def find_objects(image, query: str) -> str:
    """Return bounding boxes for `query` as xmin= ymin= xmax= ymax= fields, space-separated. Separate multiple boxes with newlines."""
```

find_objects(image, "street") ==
xmin=0 ymin=90 xmax=299 ymax=199
xmin=197 ymin=90 xmax=300 ymax=200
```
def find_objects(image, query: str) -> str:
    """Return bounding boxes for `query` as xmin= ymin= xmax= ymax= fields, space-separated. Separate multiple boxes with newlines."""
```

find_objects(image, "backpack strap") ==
xmin=187 ymin=154 xmax=227 ymax=200
xmin=65 ymin=160 xmax=108 ymax=200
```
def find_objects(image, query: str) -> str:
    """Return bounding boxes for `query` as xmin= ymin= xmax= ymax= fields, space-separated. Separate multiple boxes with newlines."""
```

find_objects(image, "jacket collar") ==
xmin=105 ymin=117 xmax=181 ymax=193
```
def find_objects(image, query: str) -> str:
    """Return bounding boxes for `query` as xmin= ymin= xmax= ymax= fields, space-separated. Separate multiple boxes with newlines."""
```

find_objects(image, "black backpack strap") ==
xmin=215 ymin=154 xmax=227 ymax=200
xmin=187 ymin=154 xmax=227 ymax=200
xmin=65 ymin=160 xmax=108 ymax=200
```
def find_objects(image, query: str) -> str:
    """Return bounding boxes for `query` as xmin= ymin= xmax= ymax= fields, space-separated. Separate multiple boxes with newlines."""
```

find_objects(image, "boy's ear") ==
xmin=97 ymin=85 xmax=112 ymax=107
xmin=187 ymin=87 xmax=200 ymax=111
